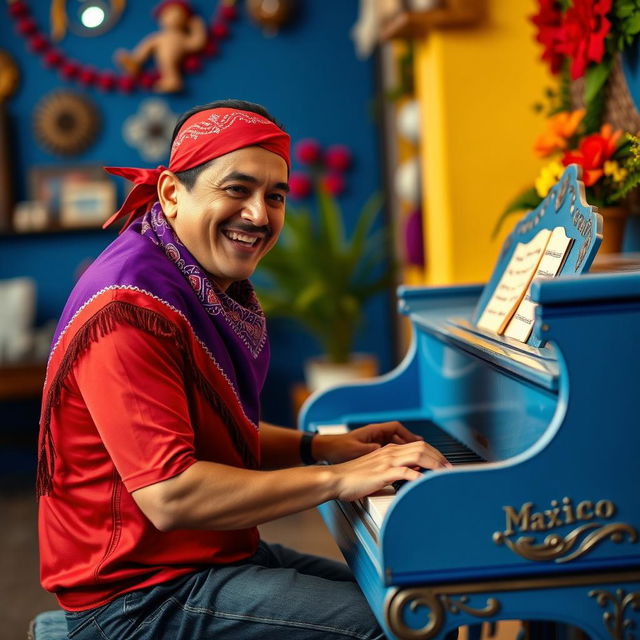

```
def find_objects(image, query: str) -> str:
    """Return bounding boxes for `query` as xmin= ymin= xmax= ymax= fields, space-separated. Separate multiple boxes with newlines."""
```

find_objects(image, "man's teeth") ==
xmin=224 ymin=230 xmax=258 ymax=246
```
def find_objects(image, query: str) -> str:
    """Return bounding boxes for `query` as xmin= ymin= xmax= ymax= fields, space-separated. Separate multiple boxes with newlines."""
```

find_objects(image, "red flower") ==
xmin=295 ymin=139 xmax=322 ymax=165
xmin=321 ymin=172 xmax=346 ymax=197
xmin=562 ymin=124 xmax=621 ymax=186
xmin=324 ymin=145 xmax=352 ymax=172
xmin=558 ymin=0 xmax=612 ymax=80
xmin=531 ymin=0 xmax=564 ymax=75
xmin=288 ymin=173 xmax=312 ymax=199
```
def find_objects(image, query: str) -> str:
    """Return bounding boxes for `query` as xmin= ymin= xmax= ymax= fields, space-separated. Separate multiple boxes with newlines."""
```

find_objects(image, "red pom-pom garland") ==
xmin=8 ymin=0 xmax=238 ymax=94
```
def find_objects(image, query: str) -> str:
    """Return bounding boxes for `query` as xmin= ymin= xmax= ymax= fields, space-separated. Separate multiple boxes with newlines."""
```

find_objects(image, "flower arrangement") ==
xmin=531 ymin=0 xmax=640 ymax=131
xmin=494 ymin=0 xmax=640 ymax=236
xmin=255 ymin=139 xmax=389 ymax=365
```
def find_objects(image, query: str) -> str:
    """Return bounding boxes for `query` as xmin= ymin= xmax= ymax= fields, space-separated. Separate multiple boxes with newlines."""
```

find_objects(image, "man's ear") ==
xmin=157 ymin=170 xmax=180 ymax=219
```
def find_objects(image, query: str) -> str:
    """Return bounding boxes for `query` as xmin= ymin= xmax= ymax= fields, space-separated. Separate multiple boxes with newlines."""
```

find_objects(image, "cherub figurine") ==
xmin=115 ymin=0 xmax=207 ymax=93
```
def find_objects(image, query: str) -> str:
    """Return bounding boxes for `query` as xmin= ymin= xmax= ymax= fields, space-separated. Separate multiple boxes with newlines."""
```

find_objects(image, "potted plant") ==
xmin=255 ymin=140 xmax=392 ymax=393
xmin=494 ymin=0 xmax=640 ymax=252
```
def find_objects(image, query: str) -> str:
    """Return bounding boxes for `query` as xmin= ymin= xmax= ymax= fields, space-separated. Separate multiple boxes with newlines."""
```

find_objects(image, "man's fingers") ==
xmin=367 ymin=421 xmax=423 ymax=444
xmin=389 ymin=421 xmax=423 ymax=443
xmin=378 ymin=441 xmax=449 ymax=470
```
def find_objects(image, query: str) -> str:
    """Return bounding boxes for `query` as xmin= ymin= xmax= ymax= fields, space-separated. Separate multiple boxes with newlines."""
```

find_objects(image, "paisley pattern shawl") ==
xmin=37 ymin=206 xmax=269 ymax=496
xmin=140 ymin=204 xmax=268 ymax=358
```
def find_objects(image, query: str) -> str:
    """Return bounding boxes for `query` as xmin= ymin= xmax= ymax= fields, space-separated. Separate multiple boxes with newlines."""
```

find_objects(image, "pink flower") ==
xmin=322 ymin=172 xmax=346 ymax=196
xmin=288 ymin=173 xmax=312 ymax=199
xmin=295 ymin=139 xmax=322 ymax=165
xmin=324 ymin=145 xmax=352 ymax=172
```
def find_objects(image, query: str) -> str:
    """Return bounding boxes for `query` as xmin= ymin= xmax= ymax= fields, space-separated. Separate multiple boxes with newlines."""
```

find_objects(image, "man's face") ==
xmin=164 ymin=146 xmax=289 ymax=291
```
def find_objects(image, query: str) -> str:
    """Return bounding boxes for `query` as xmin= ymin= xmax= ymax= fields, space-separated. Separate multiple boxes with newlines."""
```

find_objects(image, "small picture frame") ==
xmin=28 ymin=165 xmax=114 ymax=229
xmin=60 ymin=179 xmax=116 ymax=228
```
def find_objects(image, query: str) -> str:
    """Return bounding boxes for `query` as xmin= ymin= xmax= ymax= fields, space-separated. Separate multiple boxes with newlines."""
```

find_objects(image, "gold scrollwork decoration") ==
xmin=493 ymin=523 xmax=637 ymax=563
xmin=385 ymin=588 xmax=500 ymax=640
xmin=442 ymin=594 xmax=500 ymax=618
xmin=588 ymin=588 xmax=640 ymax=640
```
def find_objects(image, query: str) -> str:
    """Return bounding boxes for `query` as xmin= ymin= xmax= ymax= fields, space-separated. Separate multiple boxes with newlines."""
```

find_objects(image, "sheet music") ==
xmin=476 ymin=229 xmax=551 ymax=334
xmin=504 ymin=227 xmax=573 ymax=343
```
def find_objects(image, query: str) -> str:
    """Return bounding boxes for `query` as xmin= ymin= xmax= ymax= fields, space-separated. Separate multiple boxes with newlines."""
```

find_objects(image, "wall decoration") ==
xmin=115 ymin=1 xmax=207 ymax=93
xmin=28 ymin=164 xmax=106 ymax=225
xmin=0 ymin=49 xmax=20 ymax=231
xmin=0 ymin=49 xmax=20 ymax=100
xmin=50 ymin=0 xmax=126 ymax=41
xmin=397 ymin=98 xmax=420 ymax=144
xmin=123 ymin=98 xmax=177 ymax=161
xmin=7 ymin=0 xmax=238 ymax=93
xmin=12 ymin=200 xmax=49 ymax=232
xmin=351 ymin=0 xmax=402 ymax=59
xmin=59 ymin=177 xmax=116 ymax=228
xmin=33 ymin=90 xmax=100 ymax=156
xmin=394 ymin=156 xmax=421 ymax=207
xmin=246 ymin=0 xmax=295 ymax=36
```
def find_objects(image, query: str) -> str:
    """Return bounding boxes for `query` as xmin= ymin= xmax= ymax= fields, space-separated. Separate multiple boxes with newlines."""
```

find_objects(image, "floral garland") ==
xmin=7 ymin=0 xmax=237 ymax=93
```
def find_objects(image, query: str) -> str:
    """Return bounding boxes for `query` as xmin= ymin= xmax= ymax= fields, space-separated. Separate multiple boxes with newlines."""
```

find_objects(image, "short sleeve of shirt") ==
xmin=72 ymin=321 xmax=198 ymax=492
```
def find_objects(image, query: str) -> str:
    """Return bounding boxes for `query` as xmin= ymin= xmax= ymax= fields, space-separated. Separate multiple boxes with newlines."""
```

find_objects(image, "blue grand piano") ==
xmin=299 ymin=165 xmax=640 ymax=640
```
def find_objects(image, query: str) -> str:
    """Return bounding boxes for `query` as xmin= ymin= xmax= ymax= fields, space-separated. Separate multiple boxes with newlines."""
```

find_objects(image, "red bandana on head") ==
xmin=103 ymin=108 xmax=291 ymax=230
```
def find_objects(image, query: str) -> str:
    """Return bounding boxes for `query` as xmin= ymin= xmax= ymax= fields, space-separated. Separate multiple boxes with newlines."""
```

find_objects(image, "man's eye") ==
xmin=269 ymin=193 xmax=285 ymax=203
xmin=226 ymin=185 xmax=248 ymax=195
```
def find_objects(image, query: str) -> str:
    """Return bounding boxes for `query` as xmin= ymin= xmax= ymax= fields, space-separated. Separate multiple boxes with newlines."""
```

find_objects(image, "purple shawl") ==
xmin=38 ymin=204 xmax=269 ymax=494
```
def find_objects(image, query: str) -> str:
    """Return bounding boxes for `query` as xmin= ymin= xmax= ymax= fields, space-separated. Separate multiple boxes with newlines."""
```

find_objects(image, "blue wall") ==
xmin=0 ymin=0 xmax=393 ymax=427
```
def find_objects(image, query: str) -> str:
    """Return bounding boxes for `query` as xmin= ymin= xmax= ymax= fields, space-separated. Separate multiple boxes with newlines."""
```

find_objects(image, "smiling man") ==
xmin=37 ymin=99 xmax=448 ymax=640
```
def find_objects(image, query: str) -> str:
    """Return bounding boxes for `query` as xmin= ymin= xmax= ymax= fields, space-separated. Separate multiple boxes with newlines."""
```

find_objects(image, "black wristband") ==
xmin=300 ymin=432 xmax=317 ymax=465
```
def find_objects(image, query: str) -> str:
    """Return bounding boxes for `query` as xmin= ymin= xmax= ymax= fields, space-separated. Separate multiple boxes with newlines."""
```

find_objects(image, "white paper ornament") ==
xmin=394 ymin=157 xmax=422 ymax=206
xmin=397 ymin=99 xmax=420 ymax=144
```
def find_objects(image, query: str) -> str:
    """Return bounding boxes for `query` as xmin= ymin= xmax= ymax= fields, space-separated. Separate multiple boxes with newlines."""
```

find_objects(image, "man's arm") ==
xmin=74 ymin=320 xmax=449 ymax=534
xmin=132 ymin=439 xmax=448 ymax=532
xmin=259 ymin=421 xmax=306 ymax=468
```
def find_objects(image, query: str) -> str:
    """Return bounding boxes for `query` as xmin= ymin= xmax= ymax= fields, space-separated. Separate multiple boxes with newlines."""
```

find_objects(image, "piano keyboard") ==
xmin=318 ymin=421 xmax=486 ymax=529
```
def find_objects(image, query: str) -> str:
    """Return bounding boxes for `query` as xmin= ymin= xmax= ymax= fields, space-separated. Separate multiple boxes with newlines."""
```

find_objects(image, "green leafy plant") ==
xmin=256 ymin=187 xmax=390 ymax=364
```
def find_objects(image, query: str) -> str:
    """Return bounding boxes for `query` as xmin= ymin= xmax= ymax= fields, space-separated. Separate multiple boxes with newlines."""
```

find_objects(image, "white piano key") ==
xmin=359 ymin=485 xmax=396 ymax=529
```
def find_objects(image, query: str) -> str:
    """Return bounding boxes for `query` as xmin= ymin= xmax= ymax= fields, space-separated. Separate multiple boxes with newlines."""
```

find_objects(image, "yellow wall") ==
xmin=415 ymin=0 xmax=554 ymax=285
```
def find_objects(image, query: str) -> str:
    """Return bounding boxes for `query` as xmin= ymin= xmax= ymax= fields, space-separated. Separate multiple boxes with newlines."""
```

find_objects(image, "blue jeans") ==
xmin=65 ymin=542 xmax=385 ymax=639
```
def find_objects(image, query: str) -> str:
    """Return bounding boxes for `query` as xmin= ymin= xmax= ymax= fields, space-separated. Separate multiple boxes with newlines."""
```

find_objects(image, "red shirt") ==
xmin=39 ymin=322 xmax=260 ymax=611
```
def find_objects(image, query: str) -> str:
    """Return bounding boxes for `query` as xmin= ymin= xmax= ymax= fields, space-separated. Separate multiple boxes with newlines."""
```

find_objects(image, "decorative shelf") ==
xmin=380 ymin=2 xmax=484 ymax=40
xmin=0 ymin=224 xmax=119 ymax=239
